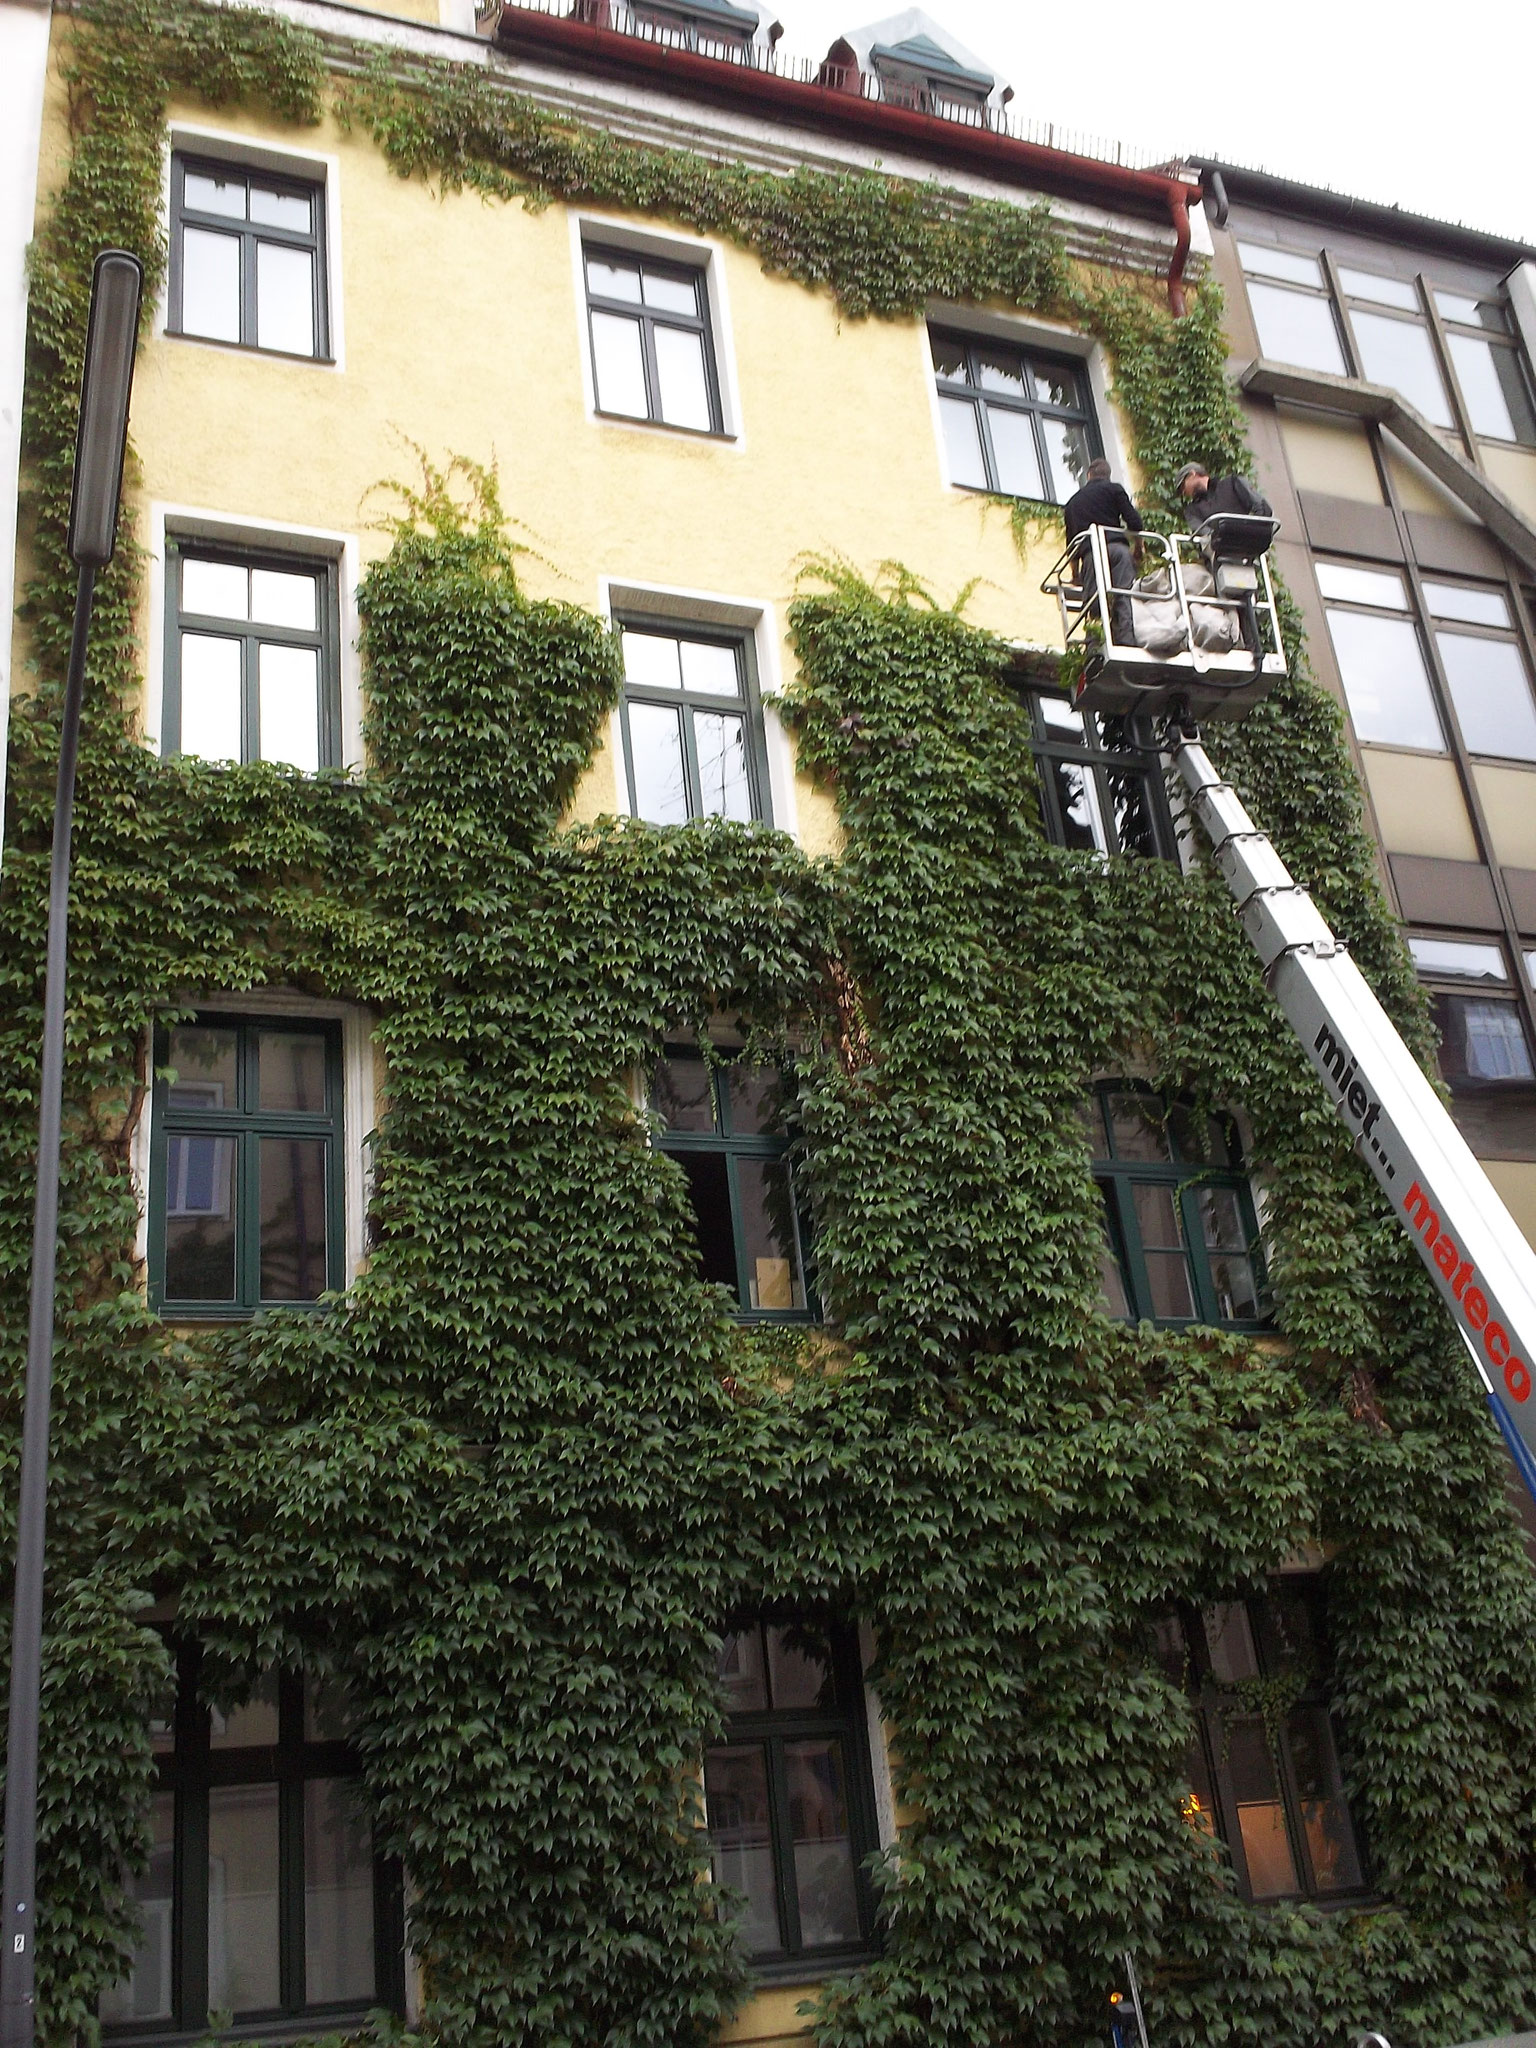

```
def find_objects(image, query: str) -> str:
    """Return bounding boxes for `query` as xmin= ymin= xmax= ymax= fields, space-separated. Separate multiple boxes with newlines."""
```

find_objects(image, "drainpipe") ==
xmin=1167 ymin=184 xmax=1191 ymax=317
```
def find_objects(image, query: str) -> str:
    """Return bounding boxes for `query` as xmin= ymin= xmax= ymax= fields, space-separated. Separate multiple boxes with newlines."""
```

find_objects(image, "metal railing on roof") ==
xmin=484 ymin=0 xmax=1168 ymax=173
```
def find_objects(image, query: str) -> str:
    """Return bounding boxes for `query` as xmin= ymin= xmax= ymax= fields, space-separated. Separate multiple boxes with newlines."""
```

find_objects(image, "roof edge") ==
xmin=1198 ymin=160 xmax=1535 ymax=268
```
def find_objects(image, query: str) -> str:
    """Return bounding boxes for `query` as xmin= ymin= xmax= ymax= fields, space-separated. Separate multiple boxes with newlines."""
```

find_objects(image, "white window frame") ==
xmin=145 ymin=503 xmax=363 ymax=773
xmin=598 ymin=576 xmax=797 ymax=837
xmin=570 ymin=212 xmax=743 ymax=447
xmin=132 ymin=993 xmax=376 ymax=1290
xmin=158 ymin=123 xmax=344 ymax=373
xmin=921 ymin=302 xmax=1130 ymax=498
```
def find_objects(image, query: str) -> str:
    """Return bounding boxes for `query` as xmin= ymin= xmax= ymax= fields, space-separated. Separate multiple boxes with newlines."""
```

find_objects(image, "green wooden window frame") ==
xmin=583 ymin=242 xmax=724 ymax=433
xmin=929 ymin=326 xmax=1102 ymax=503
xmin=148 ymin=1015 xmax=345 ymax=1319
xmin=704 ymin=1618 xmax=880 ymax=1975
xmin=651 ymin=1046 xmax=815 ymax=1321
xmin=168 ymin=153 xmax=330 ymax=360
xmin=1089 ymin=1083 xmax=1268 ymax=1328
xmin=101 ymin=1647 xmax=404 ymax=2038
xmin=616 ymin=617 xmax=773 ymax=826
xmin=1154 ymin=1586 xmax=1370 ymax=1907
xmin=163 ymin=542 xmax=342 ymax=770
xmin=1027 ymin=693 xmax=1173 ymax=859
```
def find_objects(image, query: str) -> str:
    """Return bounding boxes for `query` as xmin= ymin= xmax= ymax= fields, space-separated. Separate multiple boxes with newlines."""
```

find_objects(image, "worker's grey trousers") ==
xmin=1083 ymin=535 xmax=1136 ymax=645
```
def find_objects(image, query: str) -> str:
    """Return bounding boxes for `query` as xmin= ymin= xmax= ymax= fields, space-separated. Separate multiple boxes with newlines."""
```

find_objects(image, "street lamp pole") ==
xmin=0 ymin=248 xmax=142 ymax=2048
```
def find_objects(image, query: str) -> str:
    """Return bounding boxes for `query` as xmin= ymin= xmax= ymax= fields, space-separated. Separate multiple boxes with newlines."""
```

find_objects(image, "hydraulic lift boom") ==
xmin=1174 ymin=732 xmax=1536 ymax=1500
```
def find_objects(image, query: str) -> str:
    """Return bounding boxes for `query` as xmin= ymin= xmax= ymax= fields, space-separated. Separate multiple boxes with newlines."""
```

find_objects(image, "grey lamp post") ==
xmin=0 ymin=247 xmax=143 ymax=2048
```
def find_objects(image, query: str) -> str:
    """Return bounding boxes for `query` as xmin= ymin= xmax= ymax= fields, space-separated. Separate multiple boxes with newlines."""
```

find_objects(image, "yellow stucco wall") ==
xmin=717 ymin=1985 xmax=816 ymax=2044
xmin=87 ymin=81 xmax=1121 ymax=853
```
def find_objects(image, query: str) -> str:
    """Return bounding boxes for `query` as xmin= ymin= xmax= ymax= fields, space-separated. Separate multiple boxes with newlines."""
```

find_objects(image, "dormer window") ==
xmin=627 ymin=0 xmax=760 ymax=53
xmin=869 ymin=32 xmax=994 ymax=120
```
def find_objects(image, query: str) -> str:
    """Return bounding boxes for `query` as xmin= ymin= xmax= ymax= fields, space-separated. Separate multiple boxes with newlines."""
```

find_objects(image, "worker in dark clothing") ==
xmin=1175 ymin=461 xmax=1273 ymax=529
xmin=1063 ymin=457 xmax=1143 ymax=644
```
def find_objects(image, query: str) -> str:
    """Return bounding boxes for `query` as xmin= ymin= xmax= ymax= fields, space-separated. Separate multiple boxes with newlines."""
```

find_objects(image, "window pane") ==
xmin=211 ymin=1672 xmax=280 ymax=1748
xmin=1039 ymin=415 xmax=1092 ymax=500
xmin=986 ymin=405 xmax=1045 ymax=499
xmin=258 ymin=1032 xmax=327 ymax=1113
xmin=164 ymin=1136 xmax=237 ymax=1300
xmin=929 ymin=331 xmax=969 ymax=380
xmin=1285 ymin=1707 xmax=1364 ymax=1893
xmin=1325 ymin=610 xmax=1443 ymax=749
xmin=304 ymin=1779 xmax=376 ymax=2005
xmin=250 ymin=567 xmax=318 ymax=630
xmin=674 ymin=1150 xmax=737 ymax=1292
xmin=767 ymin=1624 xmax=834 ymax=1708
xmin=736 ymin=1156 xmax=806 ymax=1311
xmin=1039 ymin=694 xmax=1084 ymax=736
xmin=259 ymin=1136 xmax=329 ymax=1300
xmin=183 ymin=557 xmax=250 ymax=621
xmin=1225 ymin=1719 xmax=1298 ymax=1898
xmin=678 ymin=640 xmax=741 ymax=697
xmin=653 ymin=322 xmax=712 ymax=430
xmin=785 ymin=1739 xmax=860 ymax=1948
xmin=1030 ymin=361 xmax=1082 ymax=407
xmin=1352 ymin=311 xmax=1453 ymax=426
xmin=1131 ymin=1184 xmax=1195 ymax=1318
xmin=1314 ymin=562 xmax=1408 ymax=609
xmin=622 ymin=630 xmax=683 ymax=689
xmin=1421 ymin=581 xmax=1511 ymax=627
xmin=184 ymin=169 xmax=246 ymax=218
xmin=208 ymin=1783 xmax=281 ymax=2012
xmin=586 ymin=253 xmax=642 ymax=302
xmin=723 ymin=1064 xmax=781 ymax=1136
xmin=1337 ymin=267 xmax=1418 ymax=310
xmin=258 ymin=642 xmax=321 ymax=771
xmin=1436 ymin=291 xmax=1508 ymax=332
xmin=1238 ymin=242 xmax=1323 ymax=287
xmin=705 ymin=1745 xmax=781 ymax=1953
xmin=1246 ymin=281 xmax=1346 ymax=374
xmin=248 ymin=183 xmax=310 ymax=231
xmin=1409 ymin=936 xmax=1507 ymax=980
xmin=1437 ymin=630 xmax=1536 ymax=760
xmin=1198 ymin=1189 xmax=1261 ymax=1320
xmin=180 ymin=227 xmax=242 ymax=343
xmin=640 ymin=267 xmax=698 ymax=315
xmin=1105 ymin=1093 xmax=1172 ymax=1162
xmin=179 ymin=633 xmax=244 ymax=760
xmin=255 ymin=240 xmax=315 ymax=355
xmin=692 ymin=710 xmax=752 ymax=821
xmin=1047 ymin=757 xmax=1105 ymax=852
xmin=1105 ymin=769 xmax=1157 ymax=858
xmin=305 ymin=1674 xmax=359 ymax=1741
xmin=1439 ymin=995 xmax=1534 ymax=1081
xmin=652 ymin=1054 xmax=716 ymax=1133
xmin=1096 ymin=1185 xmax=1131 ymax=1318
xmin=99 ymin=1789 xmax=175 ymax=2024
xmin=628 ymin=700 xmax=690 ymax=823
xmin=1203 ymin=1602 xmax=1259 ymax=1681
xmin=1447 ymin=332 xmax=1536 ymax=444
xmin=590 ymin=310 xmax=649 ymax=418
xmin=939 ymin=395 xmax=988 ymax=489
xmin=168 ymin=1026 xmax=238 ymax=1110
xmin=973 ymin=345 xmax=1026 ymax=395
xmin=718 ymin=1628 xmax=768 ymax=1712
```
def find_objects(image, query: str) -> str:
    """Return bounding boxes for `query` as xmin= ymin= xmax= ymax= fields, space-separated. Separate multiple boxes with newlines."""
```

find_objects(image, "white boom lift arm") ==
xmin=1174 ymin=732 xmax=1536 ymax=1500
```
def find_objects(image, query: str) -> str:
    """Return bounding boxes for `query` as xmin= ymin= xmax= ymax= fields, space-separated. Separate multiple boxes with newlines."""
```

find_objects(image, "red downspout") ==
xmin=1167 ymin=185 xmax=1191 ymax=317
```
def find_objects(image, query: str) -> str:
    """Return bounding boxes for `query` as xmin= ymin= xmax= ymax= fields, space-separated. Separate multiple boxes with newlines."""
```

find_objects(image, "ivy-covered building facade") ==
xmin=3 ymin=1 xmax=1536 ymax=2045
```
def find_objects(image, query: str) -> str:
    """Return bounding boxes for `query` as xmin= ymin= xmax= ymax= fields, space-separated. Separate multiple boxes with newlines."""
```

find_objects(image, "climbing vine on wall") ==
xmin=7 ymin=4 xmax=1536 ymax=2047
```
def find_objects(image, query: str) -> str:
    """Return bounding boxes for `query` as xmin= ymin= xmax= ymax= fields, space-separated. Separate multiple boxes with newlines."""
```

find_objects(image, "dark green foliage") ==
xmin=9 ymin=7 xmax=1536 ymax=2048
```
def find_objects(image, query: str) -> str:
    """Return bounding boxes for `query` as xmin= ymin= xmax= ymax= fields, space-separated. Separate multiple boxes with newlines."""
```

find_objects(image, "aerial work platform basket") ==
xmin=1041 ymin=513 xmax=1287 ymax=722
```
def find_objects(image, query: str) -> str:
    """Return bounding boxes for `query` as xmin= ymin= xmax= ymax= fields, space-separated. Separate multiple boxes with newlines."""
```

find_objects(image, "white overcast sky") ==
xmin=765 ymin=0 xmax=1536 ymax=249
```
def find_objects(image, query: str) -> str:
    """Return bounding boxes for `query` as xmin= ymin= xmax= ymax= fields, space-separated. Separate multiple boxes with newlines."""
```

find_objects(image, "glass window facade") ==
xmin=1411 ymin=937 xmax=1536 ymax=1158
xmin=929 ymin=329 xmax=1100 ymax=503
xmin=651 ymin=1048 xmax=812 ymax=1318
xmin=170 ymin=156 xmax=327 ymax=359
xmin=705 ymin=1619 xmax=877 ymax=1965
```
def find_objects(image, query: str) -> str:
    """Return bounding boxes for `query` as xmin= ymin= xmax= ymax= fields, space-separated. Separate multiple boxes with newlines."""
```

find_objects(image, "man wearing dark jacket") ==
xmin=1175 ymin=461 xmax=1273 ymax=529
xmin=1063 ymin=457 xmax=1142 ymax=643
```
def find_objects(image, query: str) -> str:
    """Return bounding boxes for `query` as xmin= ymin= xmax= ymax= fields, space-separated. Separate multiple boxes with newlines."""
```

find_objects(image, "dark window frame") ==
xmin=706 ymin=1617 xmax=880 ymax=1978
xmin=928 ymin=326 xmax=1101 ymax=503
xmin=102 ymin=1646 xmax=404 ymax=2041
xmin=1410 ymin=934 xmax=1536 ymax=1160
xmin=616 ymin=614 xmax=773 ymax=826
xmin=651 ymin=1045 xmax=816 ymax=1323
xmin=1025 ymin=693 xmax=1174 ymax=859
xmin=163 ymin=541 xmax=342 ymax=770
xmin=1091 ymin=1082 xmax=1269 ymax=1329
xmin=168 ymin=154 xmax=330 ymax=362
xmin=1161 ymin=1586 xmax=1371 ymax=1908
xmin=148 ymin=1014 xmax=345 ymax=1320
xmin=582 ymin=241 xmax=725 ymax=434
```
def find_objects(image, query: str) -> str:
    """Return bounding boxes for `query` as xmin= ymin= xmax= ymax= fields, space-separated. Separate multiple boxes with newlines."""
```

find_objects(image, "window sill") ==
xmin=104 ymin=2005 xmax=387 ymax=2046
xmin=157 ymin=1300 xmax=337 ymax=1324
xmin=591 ymin=406 xmax=735 ymax=444
xmin=164 ymin=329 xmax=335 ymax=368
xmin=749 ymin=1947 xmax=877 ymax=1987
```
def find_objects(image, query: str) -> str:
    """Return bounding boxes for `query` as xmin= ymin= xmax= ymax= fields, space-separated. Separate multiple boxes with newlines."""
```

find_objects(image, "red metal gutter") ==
xmin=493 ymin=5 xmax=1199 ymax=313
